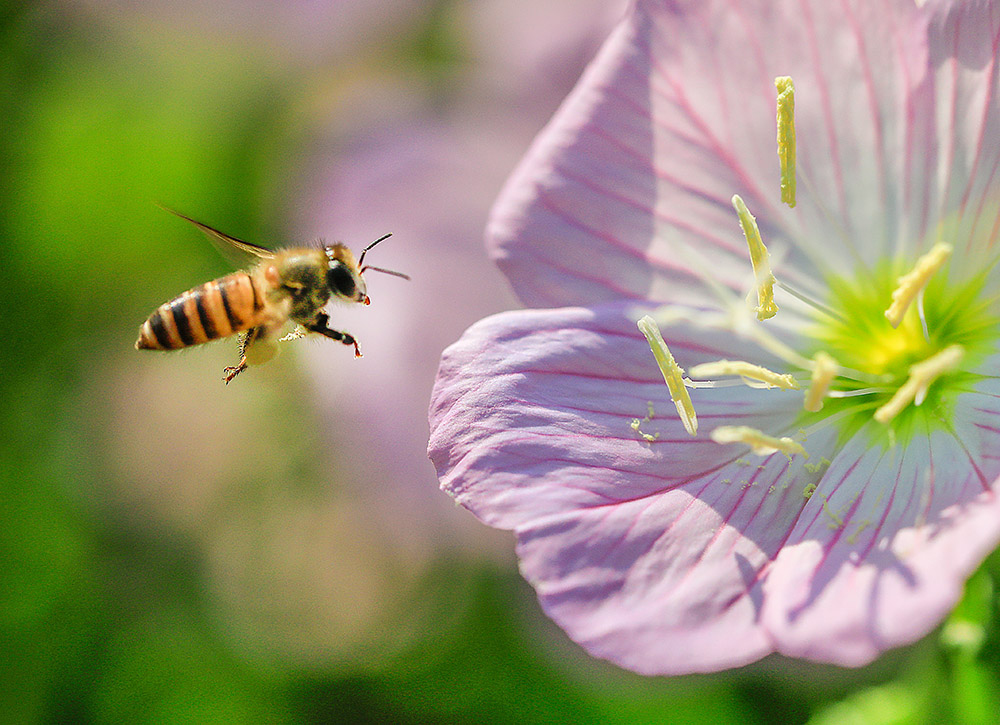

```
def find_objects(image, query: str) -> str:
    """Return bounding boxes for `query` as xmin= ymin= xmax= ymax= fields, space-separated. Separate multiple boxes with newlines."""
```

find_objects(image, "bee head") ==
xmin=325 ymin=253 xmax=368 ymax=305
xmin=326 ymin=233 xmax=408 ymax=306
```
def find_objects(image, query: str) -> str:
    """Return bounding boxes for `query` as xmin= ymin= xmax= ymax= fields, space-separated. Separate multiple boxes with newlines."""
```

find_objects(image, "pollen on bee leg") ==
xmin=884 ymin=242 xmax=952 ymax=328
xmin=775 ymin=76 xmax=796 ymax=208
xmin=689 ymin=359 xmax=799 ymax=390
xmin=873 ymin=344 xmax=965 ymax=424
xmin=637 ymin=315 xmax=698 ymax=436
xmin=279 ymin=326 xmax=307 ymax=342
xmin=803 ymin=351 xmax=839 ymax=412
xmin=710 ymin=425 xmax=808 ymax=460
xmin=732 ymin=195 xmax=778 ymax=321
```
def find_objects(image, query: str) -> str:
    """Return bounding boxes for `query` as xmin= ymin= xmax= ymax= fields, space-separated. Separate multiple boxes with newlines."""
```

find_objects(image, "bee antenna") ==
xmin=360 ymin=265 xmax=411 ymax=281
xmin=357 ymin=232 xmax=393 ymax=269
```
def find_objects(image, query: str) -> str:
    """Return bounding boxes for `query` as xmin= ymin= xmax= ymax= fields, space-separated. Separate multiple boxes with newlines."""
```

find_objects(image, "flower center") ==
xmin=638 ymin=75 xmax=999 ymax=459
xmin=805 ymin=260 xmax=996 ymax=443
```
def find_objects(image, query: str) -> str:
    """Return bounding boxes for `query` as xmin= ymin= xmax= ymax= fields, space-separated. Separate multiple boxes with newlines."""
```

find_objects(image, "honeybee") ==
xmin=136 ymin=209 xmax=407 ymax=383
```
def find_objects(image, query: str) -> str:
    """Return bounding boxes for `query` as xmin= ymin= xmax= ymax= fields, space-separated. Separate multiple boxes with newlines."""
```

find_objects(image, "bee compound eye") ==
xmin=326 ymin=262 xmax=357 ymax=299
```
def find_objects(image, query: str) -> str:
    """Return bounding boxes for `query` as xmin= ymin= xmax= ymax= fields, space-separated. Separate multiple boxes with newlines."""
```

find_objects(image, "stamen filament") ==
xmin=917 ymin=291 xmax=930 ymax=342
xmin=873 ymin=345 xmax=965 ymax=424
xmin=710 ymin=425 xmax=808 ymax=459
xmin=775 ymin=76 xmax=796 ymax=208
xmin=884 ymin=242 xmax=953 ymax=328
xmin=637 ymin=316 xmax=698 ymax=436
xmin=689 ymin=359 xmax=800 ymax=390
xmin=803 ymin=352 xmax=839 ymax=412
xmin=774 ymin=279 xmax=845 ymax=323
xmin=648 ymin=303 xmax=814 ymax=372
xmin=828 ymin=387 xmax=883 ymax=398
xmin=683 ymin=378 xmax=755 ymax=389
xmin=800 ymin=402 xmax=881 ymax=438
xmin=732 ymin=194 xmax=779 ymax=321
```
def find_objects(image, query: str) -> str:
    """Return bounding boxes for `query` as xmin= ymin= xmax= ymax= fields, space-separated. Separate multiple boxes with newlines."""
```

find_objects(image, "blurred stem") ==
xmin=940 ymin=566 xmax=999 ymax=725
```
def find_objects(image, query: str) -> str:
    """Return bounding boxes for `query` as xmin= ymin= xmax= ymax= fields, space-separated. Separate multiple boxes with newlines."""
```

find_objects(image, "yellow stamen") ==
xmin=732 ymin=195 xmax=778 ymax=321
xmin=873 ymin=344 xmax=965 ymax=424
xmin=688 ymin=359 xmax=800 ymax=390
xmin=710 ymin=425 xmax=808 ymax=459
xmin=637 ymin=316 xmax=698 ymax=436
xmin=803 ymin=351 xmax=839 ymax=412
xmin=775 ymin=76 xmax=796 ymax=208
xmin=883 ymin=242 xmax=953 ymax=328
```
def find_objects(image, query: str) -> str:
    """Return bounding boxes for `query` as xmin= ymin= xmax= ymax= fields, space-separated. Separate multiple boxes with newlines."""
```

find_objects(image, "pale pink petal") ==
xmin=763 ymin=397 xmax=1000 ymax=665
xmin=430 ymin=302 xmax=840 ymax=672
xmin=921 ymin=0 xmax=1000 ymax=268
xmin=429 ymin=301 xmax=1000 ymax=671
xmin=487 ymin=0 xmax=950 ymax=309
xmin=431 ymin=303 xmax=800 ymax=525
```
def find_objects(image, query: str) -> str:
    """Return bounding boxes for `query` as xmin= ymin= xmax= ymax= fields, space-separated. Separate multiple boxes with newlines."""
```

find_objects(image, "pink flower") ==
xmin=293 ymin=1 xmax=623 ymax=557
xmin=428 ymin=0 xmax=1000 ymax=674
xmin=67 ymin=0 xmax=425 ymax=67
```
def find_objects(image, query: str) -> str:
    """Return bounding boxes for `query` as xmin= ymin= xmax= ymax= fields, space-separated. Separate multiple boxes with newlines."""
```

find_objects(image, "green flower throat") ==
xmin=806 ymin=256 xmax=998 ymax=445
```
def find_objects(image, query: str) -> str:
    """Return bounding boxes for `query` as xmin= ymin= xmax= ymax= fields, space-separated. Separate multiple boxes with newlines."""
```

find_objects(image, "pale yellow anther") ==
xmin=884 ymin=242 xmax=953 ymax=328
xmin=803 ymin=352 xmax=839 ymax=412
xmin=732 ymin=195 xmax=778 ymax=321
xmin=775 ymin=76 xmax=796 ymax=208
xmin=637 ymin=316 xmax=698 ymax=436
xmin=710 ymin=425 xmax=808 ymax=459
xmin=688 ymin=359 xmax=800 ymax=390
xmin=873 ymin=344 xmax=965 ymax=424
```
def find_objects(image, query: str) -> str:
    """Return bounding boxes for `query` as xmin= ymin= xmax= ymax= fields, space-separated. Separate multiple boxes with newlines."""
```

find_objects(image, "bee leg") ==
xmin=222 ymin=328 xmax=256 ymax=384
xmin=223 ymin=358 xmax=247 ymax=384
xmin=306 ymin=313 xmax=361 ymax=358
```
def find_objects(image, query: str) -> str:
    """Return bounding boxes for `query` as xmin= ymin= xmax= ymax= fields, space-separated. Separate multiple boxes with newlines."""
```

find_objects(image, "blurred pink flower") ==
xmin=293 ymin=1 xmax=624 ymax=558
xmin=66 ymin=0 xmax=424 ymax=66
xmin=429 ymin=0 xmax=1000 ymax=674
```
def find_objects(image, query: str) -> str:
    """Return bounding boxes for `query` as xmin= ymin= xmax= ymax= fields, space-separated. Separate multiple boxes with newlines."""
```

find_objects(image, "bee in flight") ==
xmin=136 ymin=209 xmax=407 ymax=383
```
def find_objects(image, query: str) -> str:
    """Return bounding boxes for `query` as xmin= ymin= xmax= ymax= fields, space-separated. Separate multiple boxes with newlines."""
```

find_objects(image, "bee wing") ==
xmin=159 ymin=206 xmax=275 ymax=266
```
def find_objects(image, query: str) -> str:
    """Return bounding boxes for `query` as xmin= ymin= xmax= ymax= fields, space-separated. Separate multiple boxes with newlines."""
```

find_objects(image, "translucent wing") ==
xmin=159 ymin=205 xmax=275 ymax=266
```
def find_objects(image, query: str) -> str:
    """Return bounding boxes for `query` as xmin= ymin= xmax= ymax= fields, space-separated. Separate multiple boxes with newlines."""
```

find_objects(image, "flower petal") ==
xmin=762 ymin=393 xmax=1000 ymax=666
xmin=487 ymin=0 xmax=955 ymax=309
xmin=921 ymin=0 xmax=1000 ymax=273
xmin=429 ymin=302 xmax=841 ymax=672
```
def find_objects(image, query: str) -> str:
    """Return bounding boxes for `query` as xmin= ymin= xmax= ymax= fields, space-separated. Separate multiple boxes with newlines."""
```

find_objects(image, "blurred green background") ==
xmin=2 ymin=1 xmax=1000 ymax=723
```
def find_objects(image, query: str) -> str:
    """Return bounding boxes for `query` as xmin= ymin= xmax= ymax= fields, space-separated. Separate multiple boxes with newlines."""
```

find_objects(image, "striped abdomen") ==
xmin=136 ymin=271 xmax=265 ymax=350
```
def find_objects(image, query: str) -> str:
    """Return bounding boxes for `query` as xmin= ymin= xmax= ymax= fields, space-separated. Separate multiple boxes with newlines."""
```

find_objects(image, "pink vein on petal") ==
xmin=841 ymin=0 xmax=889 ymax=226
xmin=937 ymin=6 xmax=961 ymax=228
xmin=554 ymin=159 xmax=746 ymax=259
xmin=580 ymin=111 xmax=744 ymax=239
xmin=947 ymin=423 xmax=993 ymax=493
xmin=800 ymin=0 xmax=850 ymax=229
xmin=640 ymin=29 xmax=780 ymax=220
xmin=850 ymin=456 xmax=909 ymax=567
xmin=724 ymin=0 xmax=775 ymax=121
xmin=792 ymin=452 xmax=870 ymax=536
xmin=962 ymin=21 xmax=1000 ymax=252
xmin=958 ymin=19 xmax=1000 ymax=214
xmin=784 ymin=452 xmax=899 ymax=622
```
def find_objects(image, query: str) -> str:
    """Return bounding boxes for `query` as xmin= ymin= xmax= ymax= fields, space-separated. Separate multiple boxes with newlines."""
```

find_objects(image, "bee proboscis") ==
xmin=136 ymin=209 xmax=407 ymax=383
